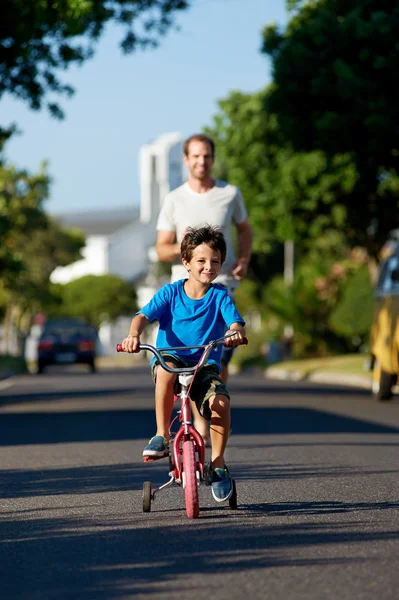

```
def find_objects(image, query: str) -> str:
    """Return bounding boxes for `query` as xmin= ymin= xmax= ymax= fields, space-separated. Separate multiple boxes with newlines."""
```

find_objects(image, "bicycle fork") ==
xmin=151 ymin=381 xmax=205 ymax=502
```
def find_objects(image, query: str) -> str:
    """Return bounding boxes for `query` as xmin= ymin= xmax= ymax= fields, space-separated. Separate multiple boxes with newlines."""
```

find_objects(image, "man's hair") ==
xmin=183 ymin=133 xmax=215 ymax=157
xmin=181 ymin=225 xmax=226 ymax=264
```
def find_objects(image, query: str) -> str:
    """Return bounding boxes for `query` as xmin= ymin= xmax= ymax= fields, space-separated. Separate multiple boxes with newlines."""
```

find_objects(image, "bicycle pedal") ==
xmin=143 ymin=454 xmax=169 ymax=463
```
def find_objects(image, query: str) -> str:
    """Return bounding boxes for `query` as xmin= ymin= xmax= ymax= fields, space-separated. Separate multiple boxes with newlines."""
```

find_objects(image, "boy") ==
xmin=121 ymin=225 xmax=246 ymax=503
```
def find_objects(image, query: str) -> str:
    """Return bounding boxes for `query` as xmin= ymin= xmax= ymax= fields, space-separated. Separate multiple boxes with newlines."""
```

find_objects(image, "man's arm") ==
xmin=232 ymin=219 xmax=253 ymax=280
xmin=155 ymin=230 xmax=181 ymax=262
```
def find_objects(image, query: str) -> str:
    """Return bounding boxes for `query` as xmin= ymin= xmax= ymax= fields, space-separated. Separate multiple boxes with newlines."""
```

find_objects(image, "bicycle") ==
xmin=116 ymin=332 xmax=247 ymax=519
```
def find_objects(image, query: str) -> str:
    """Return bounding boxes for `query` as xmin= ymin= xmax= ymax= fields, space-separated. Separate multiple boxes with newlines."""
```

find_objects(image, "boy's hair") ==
xmin=181 ymin=225 xmax=226 ymax=264
xmin=183 ymin=133 xmax=215 ymax=157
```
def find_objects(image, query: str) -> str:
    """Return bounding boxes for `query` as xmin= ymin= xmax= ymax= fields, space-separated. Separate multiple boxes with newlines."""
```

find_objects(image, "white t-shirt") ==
xmin=157 ymin=180 xmax=248 ymax=288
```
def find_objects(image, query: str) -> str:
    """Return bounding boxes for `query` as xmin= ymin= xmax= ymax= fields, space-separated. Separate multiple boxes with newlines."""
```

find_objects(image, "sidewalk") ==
xmin=265 ymin=366 xmax=371 ymax=389
xmin=264 ymin=354 xmax=372 ymax=390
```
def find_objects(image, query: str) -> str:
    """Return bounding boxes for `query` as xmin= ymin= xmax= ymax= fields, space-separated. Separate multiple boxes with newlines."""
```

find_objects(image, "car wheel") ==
xmin=37 ymin=362 xmax=45 ymax=375
xmin=372 ymin=360 xmax=394 ymax=401
xmin=88 ymin=360 xmax=96 ymax=373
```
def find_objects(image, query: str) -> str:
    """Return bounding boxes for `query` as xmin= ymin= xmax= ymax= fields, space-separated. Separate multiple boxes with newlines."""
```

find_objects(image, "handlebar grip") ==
xmin=116 ymin=344 xmax=124 ymax=352
xmin=224 ymin=335 xmax=248 ymax=347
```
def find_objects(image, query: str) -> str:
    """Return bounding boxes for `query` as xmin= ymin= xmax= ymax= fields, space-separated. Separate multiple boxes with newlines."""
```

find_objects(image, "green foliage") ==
xmin=11 ymin=219 xmax=85 ymax=313
xmin=230 ymin=328 xmax=268 ymax=372
xmin=0 ymin=354 xmax=28 ymax=376
xmin=1 ymin=0 xmax=190 ymax=117
xmin=59 ymin=274 xmax=138 ymax=327
xmin=262 ymin=1 xmax=399 ymax=255
xmin=0 ymin=134 xmax=86 ymax=342
xmin=205 ymin=87 xmax=359 ymax=257
xmin=0 ymin=159 xmax=49 ymax=285
xmin=234 ymin=279 xmax=263 ymax=316
xmin=263 ymin=234 xmax=374 ymax=356
xmin=329 ymin=267 xmax=374 ymax=340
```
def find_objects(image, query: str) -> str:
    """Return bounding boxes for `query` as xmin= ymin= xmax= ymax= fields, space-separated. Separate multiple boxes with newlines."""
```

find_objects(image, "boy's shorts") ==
xmin=151 ymin=354 xmax=230 ymax=421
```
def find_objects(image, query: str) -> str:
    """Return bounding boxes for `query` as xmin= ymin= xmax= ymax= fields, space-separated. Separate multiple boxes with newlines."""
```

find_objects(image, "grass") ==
xmin=270 ymin=353 xmax=369 ymax=378
xmin=0 ymin=354 xmax=28 ymax=376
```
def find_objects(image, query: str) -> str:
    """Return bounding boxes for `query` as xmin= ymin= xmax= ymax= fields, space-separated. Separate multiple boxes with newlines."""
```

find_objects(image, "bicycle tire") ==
xmin=182 ymin=440 xmax=199 ymax=519
xmin=143 ymin=481 xmax=152 ymax=513
xmin=229 ymin=479 xmax=238 ymax=510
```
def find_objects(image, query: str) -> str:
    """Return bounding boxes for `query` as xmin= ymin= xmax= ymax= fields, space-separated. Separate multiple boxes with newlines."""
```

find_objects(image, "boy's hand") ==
xmin=224 ymin=329 xmax=244 ymax=347
xmin=122 ymin=334 xmax=140 ymax=353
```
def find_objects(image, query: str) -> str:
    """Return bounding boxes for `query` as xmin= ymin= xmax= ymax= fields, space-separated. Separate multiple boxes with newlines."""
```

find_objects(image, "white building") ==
xmin=25 ymin=132 xmax=185 ymax=358
xmin=51 ymin=132 xmax=184 ymax=287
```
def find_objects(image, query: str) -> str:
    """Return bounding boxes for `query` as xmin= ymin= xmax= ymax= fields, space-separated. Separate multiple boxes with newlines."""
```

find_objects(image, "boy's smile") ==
xmin=183 ymin=243 xmax=222 ymax=286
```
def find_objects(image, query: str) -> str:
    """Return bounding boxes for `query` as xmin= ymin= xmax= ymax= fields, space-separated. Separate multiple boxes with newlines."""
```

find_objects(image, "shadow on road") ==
xmin=0 ymin=509 xmax=398 ymax=599
xmin=0 ymin=404 xmax=398 ymax=447
xmin=0 ymin=462 xmax=168 ymax=499
xmin=1 ymin=459 xmax=397 ymax=500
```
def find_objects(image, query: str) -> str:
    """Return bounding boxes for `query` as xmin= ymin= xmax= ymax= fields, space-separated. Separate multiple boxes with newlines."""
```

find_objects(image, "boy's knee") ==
xmin=209 ymin=394 xmax=230 ymax=414
xmin=155 ymin=363 xmax=177 ymax=385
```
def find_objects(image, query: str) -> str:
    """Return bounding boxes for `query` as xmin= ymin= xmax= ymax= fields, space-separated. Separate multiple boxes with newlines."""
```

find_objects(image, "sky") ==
xmin=1 ymin=0 xmax=288 ymax=215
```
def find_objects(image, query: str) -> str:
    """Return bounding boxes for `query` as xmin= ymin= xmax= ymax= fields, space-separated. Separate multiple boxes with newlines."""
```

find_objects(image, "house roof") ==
xmin=54 ymin=206 xmax=140 ymax=236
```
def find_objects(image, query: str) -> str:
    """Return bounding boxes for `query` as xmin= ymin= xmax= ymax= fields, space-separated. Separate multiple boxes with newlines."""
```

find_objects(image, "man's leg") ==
xmin=220 ymin=361 xmax=228 ymax=383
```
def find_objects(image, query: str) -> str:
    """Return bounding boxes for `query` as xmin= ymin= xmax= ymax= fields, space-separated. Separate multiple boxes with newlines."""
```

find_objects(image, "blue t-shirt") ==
xmin=138 ymin=280 xmax=245 ymax=369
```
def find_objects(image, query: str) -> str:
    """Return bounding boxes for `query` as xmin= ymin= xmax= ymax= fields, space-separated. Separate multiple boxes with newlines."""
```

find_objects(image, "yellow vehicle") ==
xmin=370 ymin=239 xmax=399 ymax=400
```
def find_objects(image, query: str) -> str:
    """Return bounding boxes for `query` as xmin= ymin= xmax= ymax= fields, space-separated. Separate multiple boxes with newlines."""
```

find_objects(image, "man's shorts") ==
xmin=151 ymin=354 xmax=230 ymax=421
xmin=221 ymin=345 xmax=234 ymax=366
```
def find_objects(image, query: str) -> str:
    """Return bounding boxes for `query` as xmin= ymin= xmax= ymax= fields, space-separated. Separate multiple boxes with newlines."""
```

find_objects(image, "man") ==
xmin=155 ymin=133 xmax=252 ymax=440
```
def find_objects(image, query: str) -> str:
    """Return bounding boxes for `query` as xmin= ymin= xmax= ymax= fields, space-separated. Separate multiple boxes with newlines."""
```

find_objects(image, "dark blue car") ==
xmin=37 ymin=319 xmax=97 ymax=374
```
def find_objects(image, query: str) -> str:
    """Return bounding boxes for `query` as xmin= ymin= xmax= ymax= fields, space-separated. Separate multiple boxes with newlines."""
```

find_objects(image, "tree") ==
xmin=262 ymin=1 xmax=399 ymax=255
xmin=0 ymin=131 xmax=86 ymax=349
xmin=8 ymin=218 xmax=85 ymax=327
xmin=1 ymin=0 xmax=190 ymax=118
xmin=59 ymin=274 xmax=138 ymax=327
xmin=0 ymin=159 xmax=49 ymax=286
xmin=205 ymin=88 xmax=357 ymax=258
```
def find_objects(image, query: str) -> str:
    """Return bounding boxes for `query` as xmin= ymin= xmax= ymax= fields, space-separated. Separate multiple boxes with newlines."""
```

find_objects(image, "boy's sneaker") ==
xmin=210 ymin=465 xmax=233 ymax=502
xmin=142 ymin=436 xmax=169 ymax=459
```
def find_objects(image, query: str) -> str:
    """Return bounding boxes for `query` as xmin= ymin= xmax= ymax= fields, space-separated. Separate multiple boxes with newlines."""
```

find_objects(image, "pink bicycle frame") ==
xmin=171 ymin=373 xmax=205 ymax=482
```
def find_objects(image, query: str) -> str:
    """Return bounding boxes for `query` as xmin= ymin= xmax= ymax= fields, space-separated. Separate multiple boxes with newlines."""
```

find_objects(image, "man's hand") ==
xmin=122 ymin=334 xmax=140 ymax=353
xmin=231 ymin=259 xmax=249 ymax=281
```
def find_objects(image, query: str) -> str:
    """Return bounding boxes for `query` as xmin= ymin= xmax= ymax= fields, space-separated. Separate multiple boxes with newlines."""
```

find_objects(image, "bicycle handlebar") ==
xmin=116 ymin=333 xmax=248 ymax=375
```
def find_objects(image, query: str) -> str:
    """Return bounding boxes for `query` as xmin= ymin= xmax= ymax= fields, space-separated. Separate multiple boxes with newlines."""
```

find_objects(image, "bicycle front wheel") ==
xmin=182 ymin=440 xmax=199 ymax=519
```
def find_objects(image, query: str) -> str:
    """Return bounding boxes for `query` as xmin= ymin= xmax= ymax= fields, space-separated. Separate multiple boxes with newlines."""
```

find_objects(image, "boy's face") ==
xmin=182 ymin=243 xmax=222 ymax=283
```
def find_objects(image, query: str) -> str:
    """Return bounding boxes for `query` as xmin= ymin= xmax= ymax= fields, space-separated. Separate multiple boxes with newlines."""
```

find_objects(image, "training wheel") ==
xmin=229 ymin=480 xmax=238 ymax=510
xmin=143 ymin=481 xmax=152 ymax=512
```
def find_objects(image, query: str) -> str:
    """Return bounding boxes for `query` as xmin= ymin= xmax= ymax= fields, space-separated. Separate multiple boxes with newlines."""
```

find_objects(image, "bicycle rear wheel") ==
xmin=182 ymin=440 xmax=199 ymax=519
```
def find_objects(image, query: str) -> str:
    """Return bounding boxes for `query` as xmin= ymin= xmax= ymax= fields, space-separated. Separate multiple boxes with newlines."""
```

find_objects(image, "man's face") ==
xmin=184 ymin=141 xmax=214 ymax=181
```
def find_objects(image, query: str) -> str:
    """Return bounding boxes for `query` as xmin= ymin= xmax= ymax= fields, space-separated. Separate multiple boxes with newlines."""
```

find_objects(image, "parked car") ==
xmin=37 ymin=319 xmax=97 ymax=374
xmin=369 ymin=238 xmax=399 ymax=400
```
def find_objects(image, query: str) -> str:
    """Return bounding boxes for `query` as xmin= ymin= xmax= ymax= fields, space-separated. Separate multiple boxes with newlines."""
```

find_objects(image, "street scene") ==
xmin=2 ymin=1 xmax=399 ymax=598
xmin=1 ymin=366 xmax=399 ymax=599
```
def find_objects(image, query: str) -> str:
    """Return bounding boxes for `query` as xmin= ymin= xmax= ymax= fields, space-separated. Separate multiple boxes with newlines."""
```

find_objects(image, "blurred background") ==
xmin=1 ymin=0 xmax=398 ymax=381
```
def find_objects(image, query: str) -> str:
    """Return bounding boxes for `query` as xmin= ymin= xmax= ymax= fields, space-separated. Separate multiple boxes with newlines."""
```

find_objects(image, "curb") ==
xmin=265 ymin=367 xmax=371 ymax=390
xmin=0 ymin=369 xmax=17 ymax=381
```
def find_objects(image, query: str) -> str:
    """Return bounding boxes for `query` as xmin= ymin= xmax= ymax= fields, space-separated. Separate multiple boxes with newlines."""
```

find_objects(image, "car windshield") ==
xmin=42 ymin=321 xmax=95 ymax=338
xmin=376 ymin=255 xmax=399 ymax=296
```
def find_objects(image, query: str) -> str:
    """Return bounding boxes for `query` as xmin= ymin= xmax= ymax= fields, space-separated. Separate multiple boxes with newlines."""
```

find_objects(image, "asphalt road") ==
xmin=0 ymin=365 xmax=399 ymax=600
